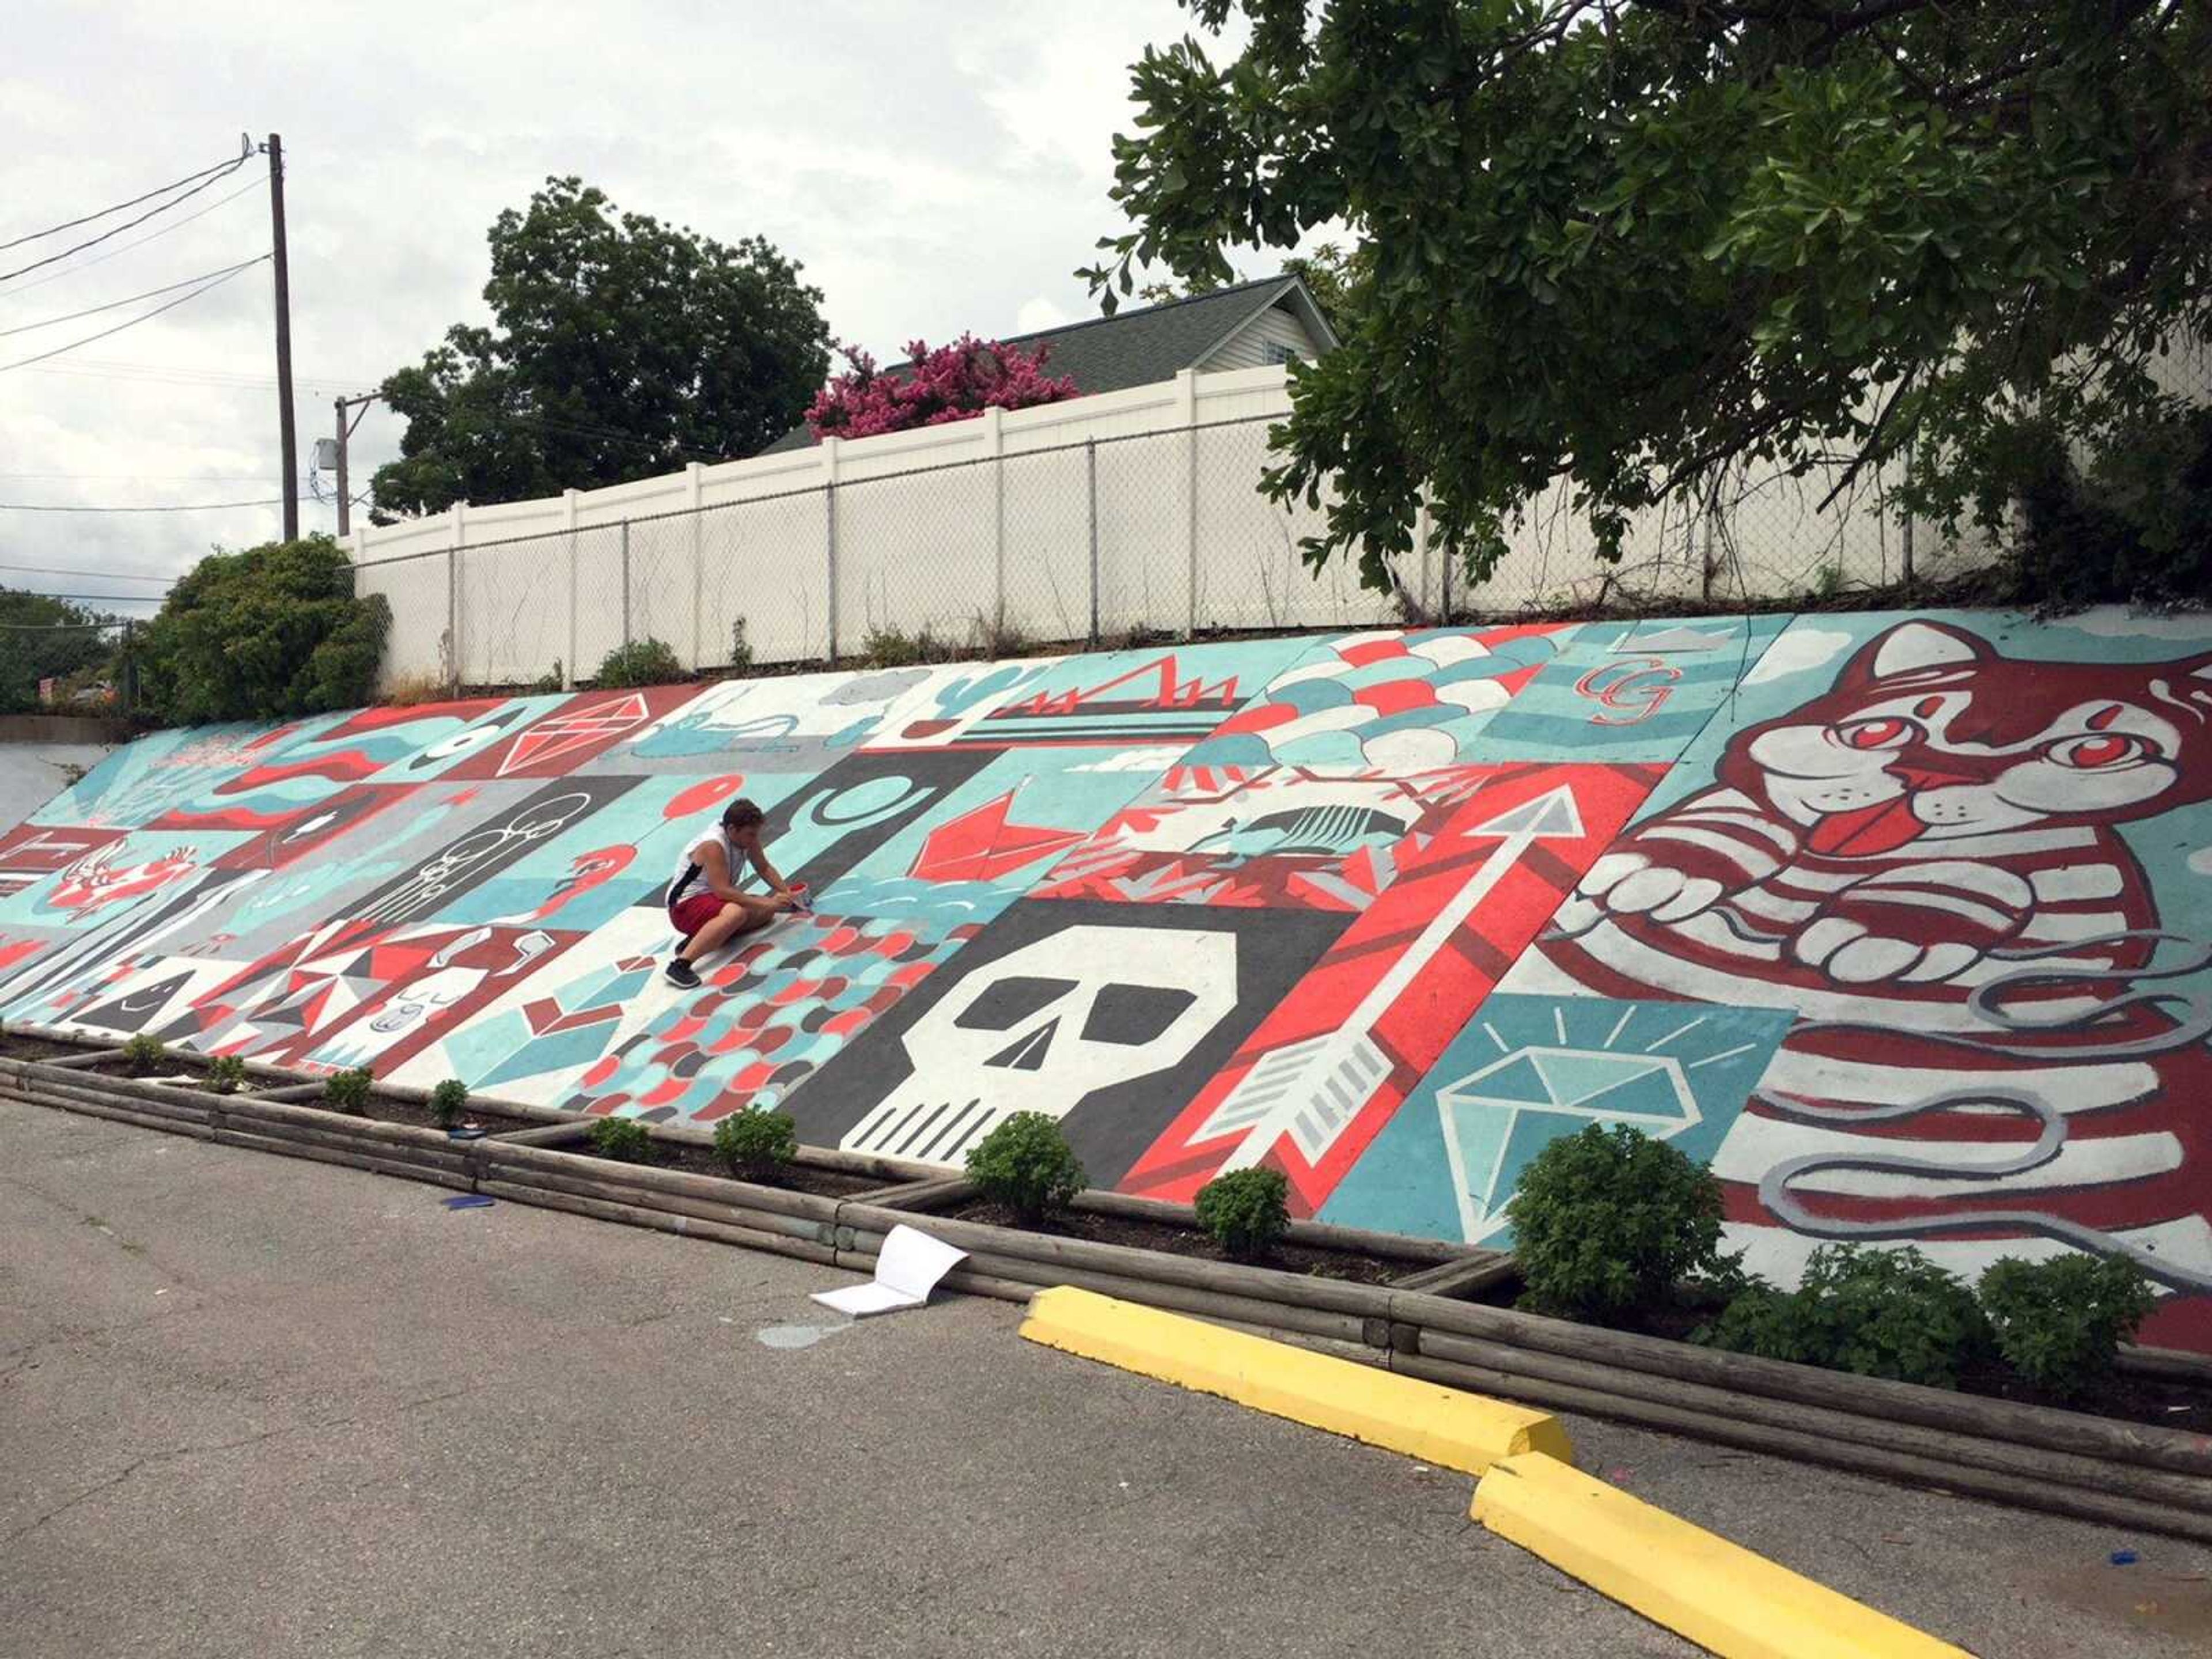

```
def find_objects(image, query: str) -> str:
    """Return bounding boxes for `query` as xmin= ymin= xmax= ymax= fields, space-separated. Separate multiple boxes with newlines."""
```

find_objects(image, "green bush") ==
xmin=595 ymin=637 xmax=685 ymax=688
xmin=202 ymin=1055 xmax=248 ymax=1096
xmin=132 ymin=536 xmax=389 ymax=725
xmin=120 ymin=1035 xmax=168 ymax=1074
xmin=428 ymin=1078 xmax=471 ymax=1130
xmin=729 ymin=618 xmax=753 ymax=672
xmin=861 ymin=626 xmax=957 ymax=668
xmin=1978 ymin=1253 xmax=2156 ymax=1402
xmin=713 ymin=1107 xmax=796 ymax=1177
xmin=1700 ymin=1245 xmax=1989 ymax=1389
xmin=590 ymin=1115 xmax=653 ymax=1164
xmin=965 ymin=1112 xmax=1085 ymax=1223
xmin=1195 ymin=1167 xmax=1291 ymax=1260
xmin=1506 ymin=1124 xmax=1726 ymax=1321
xmin=324 ymin=1066 xmax=374 ymax=1113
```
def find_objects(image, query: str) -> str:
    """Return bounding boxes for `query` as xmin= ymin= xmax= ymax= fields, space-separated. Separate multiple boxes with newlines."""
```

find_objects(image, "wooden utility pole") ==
xmin=266 ymin=133 xmax=297 ymax=541
xmin=333 ymin=396 xmax=350 ymax=537
xmin=331 ymin=391 xmax=378 ymax=538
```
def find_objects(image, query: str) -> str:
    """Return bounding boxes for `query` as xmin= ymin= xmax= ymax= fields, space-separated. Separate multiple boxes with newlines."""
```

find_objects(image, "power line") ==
xmin=0 ymin=562 xmax=176 ymax=582
xmin=0 ymin=258 xmax=266 ymax=374
xmin=21 ymin=355 xmax=376 ymax=393
xmin=0 ymin=496 xmax=282 ymax=513
xmin=0 ymin=472 xmax=287 ymax=483
xmin=0 ymin=255 xmax=271 ymax=338
xmin=0 ymin=175 xmax=266 ymax=297
xmin=0 ymin=154 xmax=248 ymax=254
xmin=0 ymin=156 xmax=249 ymax=285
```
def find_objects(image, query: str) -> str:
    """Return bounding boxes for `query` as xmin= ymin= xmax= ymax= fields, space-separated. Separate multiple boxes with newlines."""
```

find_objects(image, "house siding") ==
xmin=1197 ymin=302 xmax=1323 ymax=372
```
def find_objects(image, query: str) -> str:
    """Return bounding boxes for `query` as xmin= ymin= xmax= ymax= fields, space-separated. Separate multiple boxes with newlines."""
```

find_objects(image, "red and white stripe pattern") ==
xmin=1523 ymin=789 xmax=2212 ymax=1352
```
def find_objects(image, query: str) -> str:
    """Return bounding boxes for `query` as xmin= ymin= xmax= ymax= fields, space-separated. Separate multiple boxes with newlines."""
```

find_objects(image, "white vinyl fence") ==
xmin=351 ymin=362 xmax=1993 ymax=691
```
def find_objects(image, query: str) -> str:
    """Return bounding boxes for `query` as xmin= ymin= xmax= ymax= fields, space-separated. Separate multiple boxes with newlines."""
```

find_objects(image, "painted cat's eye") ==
xmin=1831 ymin=716 xmax=1918 ymax=751
xmin=2046 ymin=732 xmax=2152 ymax=770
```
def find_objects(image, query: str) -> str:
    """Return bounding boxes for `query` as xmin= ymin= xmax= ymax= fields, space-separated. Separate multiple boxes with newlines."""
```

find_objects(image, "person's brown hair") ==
xmin=721 ymin=797 xmax=765 ymax=831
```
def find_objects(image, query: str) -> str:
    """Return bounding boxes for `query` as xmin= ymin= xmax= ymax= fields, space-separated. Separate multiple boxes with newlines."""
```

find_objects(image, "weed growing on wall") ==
xmin=596 ymin=638 xmax=685 ymax=688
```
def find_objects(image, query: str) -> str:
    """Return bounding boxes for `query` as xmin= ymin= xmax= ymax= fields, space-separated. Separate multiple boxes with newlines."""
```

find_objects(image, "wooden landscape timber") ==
xmin=7 ymin=1031 xmax=2210 ymax=1545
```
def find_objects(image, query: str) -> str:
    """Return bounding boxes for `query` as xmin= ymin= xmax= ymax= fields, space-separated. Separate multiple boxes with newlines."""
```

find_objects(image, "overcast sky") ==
xmin=3 ymin=2 xmax=1278 ymax=613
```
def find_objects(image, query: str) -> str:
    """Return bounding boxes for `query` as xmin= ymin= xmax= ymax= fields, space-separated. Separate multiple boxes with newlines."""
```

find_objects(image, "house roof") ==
xmin=757 ymin=274 xmax=1334 ymax=455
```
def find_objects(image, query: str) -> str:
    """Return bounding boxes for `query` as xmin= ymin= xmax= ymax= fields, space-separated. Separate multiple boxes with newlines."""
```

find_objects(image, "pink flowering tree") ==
xmin=804 ymin=335 xmax=1080 ymax=441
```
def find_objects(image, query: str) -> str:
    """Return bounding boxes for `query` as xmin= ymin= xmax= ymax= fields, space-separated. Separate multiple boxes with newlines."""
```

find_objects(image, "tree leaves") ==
xmin=1088 ymin=0 xmax=2212 ymax=588
xmin=370 ymin=178 xmax=832 ymax=518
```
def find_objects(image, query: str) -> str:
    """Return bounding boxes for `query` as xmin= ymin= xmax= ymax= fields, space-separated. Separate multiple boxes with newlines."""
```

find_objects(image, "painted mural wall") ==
xmin=6 ymin=608 xmax=2209 ymax=1353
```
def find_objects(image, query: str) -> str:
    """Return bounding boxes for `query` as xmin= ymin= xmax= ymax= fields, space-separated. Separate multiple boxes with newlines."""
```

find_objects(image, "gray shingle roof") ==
xmin=756 ymin=275 xmax=1322 ymax=456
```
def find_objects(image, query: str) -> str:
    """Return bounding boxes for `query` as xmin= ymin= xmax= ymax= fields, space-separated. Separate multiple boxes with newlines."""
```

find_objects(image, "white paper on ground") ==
xmin=810 ymin=1222 xmax=967 ymax=1317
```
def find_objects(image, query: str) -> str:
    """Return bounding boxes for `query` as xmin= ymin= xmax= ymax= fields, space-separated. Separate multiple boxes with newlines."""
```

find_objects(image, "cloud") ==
xmin=1744 ymin=626 xmax=1854 ymax=686
xmin=0 ymin=0 xmax=1213 ymax=592
xmin=1014 ymin=296 xmax=1074 ymax=335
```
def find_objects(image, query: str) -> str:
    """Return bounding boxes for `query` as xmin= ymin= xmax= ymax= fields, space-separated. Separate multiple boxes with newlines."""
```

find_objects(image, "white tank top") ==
xmin=667 ymin=827 xmax=737 ymax=910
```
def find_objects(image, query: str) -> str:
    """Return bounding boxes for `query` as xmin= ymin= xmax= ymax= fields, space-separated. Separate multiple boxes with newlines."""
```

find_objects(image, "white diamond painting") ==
xmin=1430 ymin=997 xmax=1795 ymax=1243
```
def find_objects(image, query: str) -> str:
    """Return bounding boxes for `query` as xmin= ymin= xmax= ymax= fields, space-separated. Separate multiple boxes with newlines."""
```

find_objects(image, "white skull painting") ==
xmin=840 ymin=925 xmax=1237 ymax=1166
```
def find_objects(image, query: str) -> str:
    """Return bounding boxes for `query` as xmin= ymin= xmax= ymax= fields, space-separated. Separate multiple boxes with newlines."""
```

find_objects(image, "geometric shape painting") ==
xmin=10 ymin=607 xmax=2212 ymax=1355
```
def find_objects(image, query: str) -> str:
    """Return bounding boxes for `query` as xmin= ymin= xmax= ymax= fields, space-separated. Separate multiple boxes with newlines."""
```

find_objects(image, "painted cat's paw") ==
xmin=1791 ymin=917 xmax=1984 ymax=985
xmin=1562 ymin=851 xmax=1728 ymax=929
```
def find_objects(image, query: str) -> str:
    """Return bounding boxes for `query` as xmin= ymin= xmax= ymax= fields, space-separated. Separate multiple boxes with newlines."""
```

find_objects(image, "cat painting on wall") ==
xmin=1522 ymin=619 xmax=2212 ymax=1349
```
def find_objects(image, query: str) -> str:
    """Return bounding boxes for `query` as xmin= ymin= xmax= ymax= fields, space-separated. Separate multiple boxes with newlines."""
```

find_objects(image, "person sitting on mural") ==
xmin=664 ymin=797 xmax=800 ymax=989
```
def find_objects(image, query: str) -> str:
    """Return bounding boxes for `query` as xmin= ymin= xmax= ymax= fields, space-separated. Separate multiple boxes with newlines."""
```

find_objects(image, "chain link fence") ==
xmin=352 ymin=406 xmax=2084 ymax=693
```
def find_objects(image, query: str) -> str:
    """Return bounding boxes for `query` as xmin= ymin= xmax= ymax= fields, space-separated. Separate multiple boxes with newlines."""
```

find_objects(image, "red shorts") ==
xmin=668 ymin=891 xmax=726 ymax=938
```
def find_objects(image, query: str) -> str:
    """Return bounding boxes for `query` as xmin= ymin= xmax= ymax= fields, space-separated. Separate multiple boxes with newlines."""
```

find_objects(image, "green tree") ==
xmin=372 ymin=177 xmax=834 ymax=517
xmin=0 ymin=589 xmax=115 ymax=714
xmin=1084 ymin=2 xmax=2212 ymax=596
xmin=134 ymin=536 xmax=388 ymax=724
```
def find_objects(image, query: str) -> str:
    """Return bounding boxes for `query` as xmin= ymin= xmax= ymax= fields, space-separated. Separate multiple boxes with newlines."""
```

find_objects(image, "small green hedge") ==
xmin=1506 ymin=1123 xmax=1727 ymax=1321
xmin=1700 ymin=1245 xmax=1990 ymax=1389
xmin=1195 ymin=1167 xmax=1290 ymax=1260
xmin=590 ymin=1116 xmax=653 ymax=1164
xmin=1978 ymin=1252 xmax=2155 ymax=1402
xmin=714 ymin=1107 xmax=797 ymax=1178
xmin=966 ymin=1112 xmax=1085 ymax=1222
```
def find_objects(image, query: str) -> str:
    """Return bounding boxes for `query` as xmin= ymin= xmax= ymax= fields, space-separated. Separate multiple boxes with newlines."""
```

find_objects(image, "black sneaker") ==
xmin=664 ymin=957 xmax=702 ymax=990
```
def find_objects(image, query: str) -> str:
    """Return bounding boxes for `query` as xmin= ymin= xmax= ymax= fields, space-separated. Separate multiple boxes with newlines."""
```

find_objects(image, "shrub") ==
xmin=529 ymin=661 xmax=565 ymax=694
xmin=714 ymin=1107 xmax=796 ymax=1178
xmin=1506 ymin=1124 xmax=1726 ymax=1321
xmin=202 ymin=1055 xmax=248 ymax=1096
xmin=120 ymin=1035 xmax=168 ymax=1074
xmin=595 ymin=637 xmax=685 ymax=688
xmin=324 ymin=1066 xmax=374 ymax=1113
xmin=1978 ymin=1252 xmax=2157 ymax=1402
xmin=965 ymin=1112 xmax=1085 ymax=1223
xmin=590 ymin=1115 xmax=653 ymax=1164
xmin=1700 ymin=1244 xmax=1989 ymax=1389
xmin=428 ymin=1078 xmax=471 ymax=1130
xmin=132 ymin=535 xmax=388 ymax=724
xmin=729 ymin=619 xmax=753 ymax=672
xmin=1195 ymin=1167 xmax=1291 ymax=1260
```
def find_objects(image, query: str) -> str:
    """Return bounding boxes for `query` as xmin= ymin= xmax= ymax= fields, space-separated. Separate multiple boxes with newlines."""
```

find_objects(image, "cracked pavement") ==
xmin=5 ymin=1096 xmax=2209 ymax=1658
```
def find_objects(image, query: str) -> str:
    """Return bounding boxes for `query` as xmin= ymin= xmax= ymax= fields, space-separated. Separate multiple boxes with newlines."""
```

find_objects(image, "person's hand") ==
xmin=770 ymin=892 xmax=797 ymax=913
